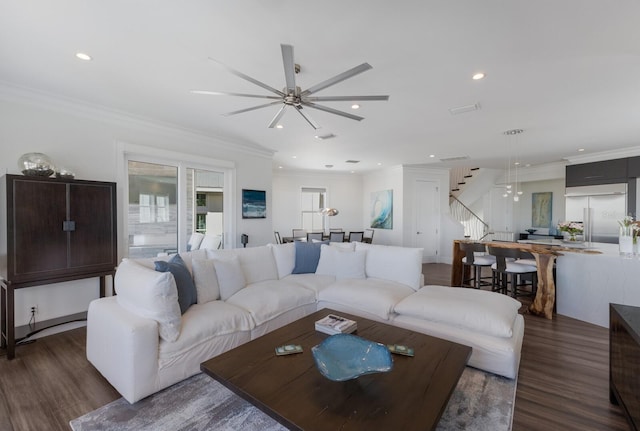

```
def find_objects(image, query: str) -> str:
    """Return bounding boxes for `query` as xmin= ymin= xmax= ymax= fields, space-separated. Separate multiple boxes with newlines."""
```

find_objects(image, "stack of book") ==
xmin=315 ymin=314 xmax=357 ymax=335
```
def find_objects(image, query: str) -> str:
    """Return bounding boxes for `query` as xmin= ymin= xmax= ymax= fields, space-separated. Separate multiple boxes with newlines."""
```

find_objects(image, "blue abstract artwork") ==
xmin=370 ymin=189 xmax=393 ymax=229
xmin=242 ymin=189 xmax=266 ymax=219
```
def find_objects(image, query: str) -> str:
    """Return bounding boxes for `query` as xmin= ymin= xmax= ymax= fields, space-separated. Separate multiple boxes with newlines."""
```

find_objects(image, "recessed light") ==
xmin=276 ymin=124 xmax=284 ymax=129
xmin=429 ymin=154 xmax=435 ymax=158
xmin=514 ymin=162 xmax=520 ymax=166
xmin=472 ymin=72 xmax=485 ymax=80
xmin=76 ymin=52 xmax=92 ymax=61
xmin=578 ymin=148 xmax=585 ymax=152
xmin=350 ymin=171 xmax=355 ymax=174
xmin=377 ymin=162 xmax=382 ymax=166
xmin=351 ymin=104 xmax=360 ymax=110
xmin=278 ymin=166 xmax=283 ymax=169
xmin=292 ymin=155 xmax=297 ymax=159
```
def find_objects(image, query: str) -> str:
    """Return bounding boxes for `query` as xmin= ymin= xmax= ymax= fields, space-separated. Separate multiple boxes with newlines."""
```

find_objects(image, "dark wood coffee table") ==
xmin=201 ymin=309 xmax=471 ymax=431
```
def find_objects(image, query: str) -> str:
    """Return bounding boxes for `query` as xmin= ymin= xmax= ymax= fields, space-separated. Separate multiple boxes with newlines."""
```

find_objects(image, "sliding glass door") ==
xmin=125 ymin=157 xmax=229 ymax=258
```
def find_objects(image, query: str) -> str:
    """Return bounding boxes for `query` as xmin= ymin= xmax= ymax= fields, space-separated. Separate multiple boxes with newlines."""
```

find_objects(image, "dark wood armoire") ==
xmin=0 ymin=174 xmax=117 ymax=359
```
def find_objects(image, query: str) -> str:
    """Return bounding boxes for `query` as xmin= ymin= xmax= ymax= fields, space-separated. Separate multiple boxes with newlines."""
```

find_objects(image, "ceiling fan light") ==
xmin=276 ymin=124 xmax=284 ymax=129
xmin=472 ymin=72 xmax=485 ymax=80
xmin=351 ymin=104 xmax=360 ymax=109
xmin=75 ymin=52 xmax=92 ymax=61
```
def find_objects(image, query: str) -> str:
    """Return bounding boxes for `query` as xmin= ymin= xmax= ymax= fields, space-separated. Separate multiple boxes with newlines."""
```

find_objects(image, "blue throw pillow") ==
xmin=292 ymin=241 xmax=328 ymax=274
xmin=155 ymin=254 xmax=196 ymax=314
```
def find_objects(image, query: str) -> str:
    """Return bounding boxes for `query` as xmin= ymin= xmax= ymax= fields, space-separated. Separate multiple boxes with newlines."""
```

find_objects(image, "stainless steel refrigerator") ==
xmin=565 ymin=183 xmax=627 ymax=243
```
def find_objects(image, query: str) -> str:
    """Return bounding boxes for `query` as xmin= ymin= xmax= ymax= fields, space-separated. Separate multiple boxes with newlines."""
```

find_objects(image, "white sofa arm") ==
xmin=87 ymin=297 xmax=160 ymax=403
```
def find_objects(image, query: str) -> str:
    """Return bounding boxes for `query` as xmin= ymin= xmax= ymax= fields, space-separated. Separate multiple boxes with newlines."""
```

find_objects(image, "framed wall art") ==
xmin=242 ymin=189 xmax=266 ymax=219
xmin=531 ymin=191 xmax=552 ymax=228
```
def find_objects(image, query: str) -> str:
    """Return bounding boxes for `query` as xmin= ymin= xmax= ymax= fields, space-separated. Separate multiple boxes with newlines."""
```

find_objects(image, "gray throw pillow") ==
xmin=292 ymin=241 xmax=328 ymax=274
xmin=155 ymin=253 xmax=196 ymax=314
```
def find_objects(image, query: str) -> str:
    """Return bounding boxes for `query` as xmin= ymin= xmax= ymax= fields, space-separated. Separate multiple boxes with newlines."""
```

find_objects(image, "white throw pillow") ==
xmin=234 ymin=246 xmax=278 ymax=284
xmin=115 ymin=258 xmax=182 ymax=342
xmin=330 ymin=241 xmax=355 ymax=251
xmin=316 ymin=245 xmax=366 ymax=280
xmin=191 ymin=258 xmax=220 ymax=304
xmin=268 ymin=243 xmax=296 ymax=279
xmin=213 ymin=256 xmax=246 ymax=300
xmin=355 ymin=242 xmax=423 ymax=290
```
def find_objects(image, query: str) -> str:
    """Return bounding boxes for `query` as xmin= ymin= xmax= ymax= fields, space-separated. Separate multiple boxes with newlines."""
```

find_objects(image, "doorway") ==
xmin=414 ymin=180 xmax=439 ymax=262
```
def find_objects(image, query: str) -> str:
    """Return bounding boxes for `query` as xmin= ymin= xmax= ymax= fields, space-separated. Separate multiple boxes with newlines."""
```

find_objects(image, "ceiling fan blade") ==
xmin=191 ymin=90 xmax=282 ymax=100
xmin=303 ymin=95 xmax=390 ymax=102
xmin=301 ymin=63 xmax=373 ymax=96
xmin=281 ymin=44 xmax=297 ymax=94
xmin=294 ymin=105 xmax=320 ymax=129
xmin=302 ymin=102 xmax=364 ymax=121
xmin=208 ymin=57 xmax=285 ymax=97
xmin=268 ymin=105 xmax=288 ymax=128
xmin=222 ymin=101 xmax=283 ymax=116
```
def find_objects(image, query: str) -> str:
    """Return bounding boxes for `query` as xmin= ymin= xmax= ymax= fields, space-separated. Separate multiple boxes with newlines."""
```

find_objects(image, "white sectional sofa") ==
xmin=87 ymin=241 xmax=524 ymax=403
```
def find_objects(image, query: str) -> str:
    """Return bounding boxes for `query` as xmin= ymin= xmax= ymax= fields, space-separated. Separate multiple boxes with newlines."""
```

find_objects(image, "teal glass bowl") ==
xmin=311 ymin=333 xmax=393 ymax=381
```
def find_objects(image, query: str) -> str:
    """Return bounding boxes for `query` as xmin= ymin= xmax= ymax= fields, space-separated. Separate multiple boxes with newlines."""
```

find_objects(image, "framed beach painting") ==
xmin=242 ymin=189 xmax=266 ymax=219
xmin=370 ymin=189 xmax=393 ymax=229
xmin=531 ymin=192 xmax=552 ymax=228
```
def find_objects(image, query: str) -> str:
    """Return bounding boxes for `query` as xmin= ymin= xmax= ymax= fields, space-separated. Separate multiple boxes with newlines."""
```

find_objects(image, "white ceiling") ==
xmin=2 ymin=1 xmax=640 ymax=173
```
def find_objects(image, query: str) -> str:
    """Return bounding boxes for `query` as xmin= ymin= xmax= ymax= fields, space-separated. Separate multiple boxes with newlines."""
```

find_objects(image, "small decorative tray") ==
xmin=311 ymin=333 xmax=393 ymax=381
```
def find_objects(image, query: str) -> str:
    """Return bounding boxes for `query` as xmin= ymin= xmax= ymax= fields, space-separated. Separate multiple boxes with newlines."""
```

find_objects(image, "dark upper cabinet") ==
xmin=0 ymin=174 xmax=117 ymax=286
xmin=565 ymin=158 xmax=628 ymax=187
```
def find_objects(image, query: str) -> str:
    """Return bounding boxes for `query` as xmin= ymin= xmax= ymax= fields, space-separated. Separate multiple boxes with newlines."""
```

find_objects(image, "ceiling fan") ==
xmin=191 ymin=44 xmax=389 ymax=130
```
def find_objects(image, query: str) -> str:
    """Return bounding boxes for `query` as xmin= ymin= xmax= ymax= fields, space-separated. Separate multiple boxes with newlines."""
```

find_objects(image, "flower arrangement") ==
xmin=618 ymin=215 xmax=640 ymax=238
xmin=557 ymin=221 xmax=584 ymax=241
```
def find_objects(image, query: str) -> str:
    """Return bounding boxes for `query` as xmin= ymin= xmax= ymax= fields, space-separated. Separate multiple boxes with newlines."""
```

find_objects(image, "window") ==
xmin=301 ymin=187 xmax=326 ymax=232
xmin=120 ymin=143 xmax=234 ymax=259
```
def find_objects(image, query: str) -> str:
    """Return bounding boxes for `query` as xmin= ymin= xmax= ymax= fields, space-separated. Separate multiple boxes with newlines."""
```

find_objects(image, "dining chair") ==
xmin=459 ymin=242 xmax=495 ymax=289
xmin=363 ymin=229 xmax=374 ymax=244
xmin=307 ymin=232 xmax=324 ymax=242
xmin=348 ymin=231 xmax=364 ymax=242
xmin=329 ymin=231 xmax=345 ymax=242
xmin=329 ymin=228 xmax=343 ymax=233
xmin=274 ymin=231 xmax=282 ymax=244
xmin=292 ymin=229 xmax=306 ymax=240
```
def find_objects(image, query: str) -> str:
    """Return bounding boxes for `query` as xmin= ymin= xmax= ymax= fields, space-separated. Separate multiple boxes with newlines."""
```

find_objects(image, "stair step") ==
xmin=470 ymin=167 xmax=480 ymax=171
xmin=458 ymin=182 xmax=466 ymax=185
xmin=464 ymin=175 xmax=472 ymax=178
xmin=451 ymin=188 xmax=460 ymax=191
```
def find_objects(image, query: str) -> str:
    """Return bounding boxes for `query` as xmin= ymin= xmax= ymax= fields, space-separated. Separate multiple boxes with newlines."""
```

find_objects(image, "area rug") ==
xmin=71 ymin=367 xmax=515 ymax=431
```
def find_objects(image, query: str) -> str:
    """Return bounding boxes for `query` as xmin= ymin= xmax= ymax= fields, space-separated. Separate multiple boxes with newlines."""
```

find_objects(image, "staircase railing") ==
xmin=449 ymin=195 xmax=490 ymax=240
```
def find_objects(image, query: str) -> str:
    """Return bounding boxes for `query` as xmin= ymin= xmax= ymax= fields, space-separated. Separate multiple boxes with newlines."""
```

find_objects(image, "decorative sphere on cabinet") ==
xmin=18 ymin=152 xmax=55 ymax=177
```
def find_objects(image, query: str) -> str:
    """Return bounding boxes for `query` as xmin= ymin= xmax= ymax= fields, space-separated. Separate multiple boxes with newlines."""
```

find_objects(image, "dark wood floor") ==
xmin=0 ymin=263 xmax=630 ymax=430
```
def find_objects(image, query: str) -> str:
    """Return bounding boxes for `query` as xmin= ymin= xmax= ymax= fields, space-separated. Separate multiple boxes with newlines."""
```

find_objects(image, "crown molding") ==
xmin=563 ymin=146 xmax=640 ymax=165
xmin=0 ymin=81 xmax=275 ymax=159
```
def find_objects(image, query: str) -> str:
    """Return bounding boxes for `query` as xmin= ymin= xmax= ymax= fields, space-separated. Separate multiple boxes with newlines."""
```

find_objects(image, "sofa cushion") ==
xmin=115 ymin=259 xmax=182 ymax=342
xmin=191 ymin=258 xmax=220 ymax=304
xmin=355 ymin=242 xmax=423 ymax=290
xmin=158 ymin=300 xmax=254 ymax=360
xmin=154 ymin=254 xmax=197 ymax=314
xmin=212 ymin=255 xmax=246 ymax=301
xmin=236 ymin=246 xmax=279 ymax=284
xmin=394 ymin=285 xmax=521 ymax=338
xmin=292 ymin=241 xmax=326 ymax=274
xmin=315 ymin=245 xmax=366 ymax=280
xmin=318 ymin=278 xmax=415 ymax=320
xmin=225 ymin=279 xmax=317 ymax=326
xmin=268 ymin=242 xmax=296 ymax=279
xmin=281 ymin=273 xmax=336 ymax=297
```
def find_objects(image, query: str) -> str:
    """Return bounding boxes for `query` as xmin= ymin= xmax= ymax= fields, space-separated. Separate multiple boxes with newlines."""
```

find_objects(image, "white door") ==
xmin=414 ymin=180 xmax=439 ymax=262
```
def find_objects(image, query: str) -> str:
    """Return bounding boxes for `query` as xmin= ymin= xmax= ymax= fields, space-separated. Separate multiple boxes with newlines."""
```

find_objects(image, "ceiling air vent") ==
xmin=345 ymin=160 xmax=360 ymax=164
xmin=448 ymin=103 xmax=480 ymax=115
xmin=315 ymin=133 xmax=336 ymax=140
xmin=440 ymin=156 xmax=470 ymax=162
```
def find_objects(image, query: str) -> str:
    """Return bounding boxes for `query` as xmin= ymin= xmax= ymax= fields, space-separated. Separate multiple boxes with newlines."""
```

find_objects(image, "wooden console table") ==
xmin=451 ymin=240 xmax=561 ymax=319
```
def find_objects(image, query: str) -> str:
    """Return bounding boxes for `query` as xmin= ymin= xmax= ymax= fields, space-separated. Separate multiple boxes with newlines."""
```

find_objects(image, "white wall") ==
xmin=0 ymin=85 xmax=274 ymax=326
xmin=272 ymin=171 xmax=363 ymax=238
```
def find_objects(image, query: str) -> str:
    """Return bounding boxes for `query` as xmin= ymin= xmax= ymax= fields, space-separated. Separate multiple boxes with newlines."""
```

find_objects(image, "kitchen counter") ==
xmin=554 ymin=242 xmax=640 ymax=327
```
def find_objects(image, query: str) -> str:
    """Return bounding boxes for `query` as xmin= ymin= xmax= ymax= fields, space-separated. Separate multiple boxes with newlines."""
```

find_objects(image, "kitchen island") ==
xmin=555 ymin=242 xmax=640 ymax=328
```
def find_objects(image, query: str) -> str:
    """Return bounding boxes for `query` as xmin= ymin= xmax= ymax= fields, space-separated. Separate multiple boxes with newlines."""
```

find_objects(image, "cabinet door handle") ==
xmin=63 ymin=221 xmax=76 ymax=232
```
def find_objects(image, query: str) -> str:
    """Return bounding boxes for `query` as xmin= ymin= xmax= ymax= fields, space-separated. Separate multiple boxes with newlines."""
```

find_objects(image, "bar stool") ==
xmin=487 ymin=246 xmax=537 ymax=297
xmin=459 ymin=242 xmax=495 ymax=289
